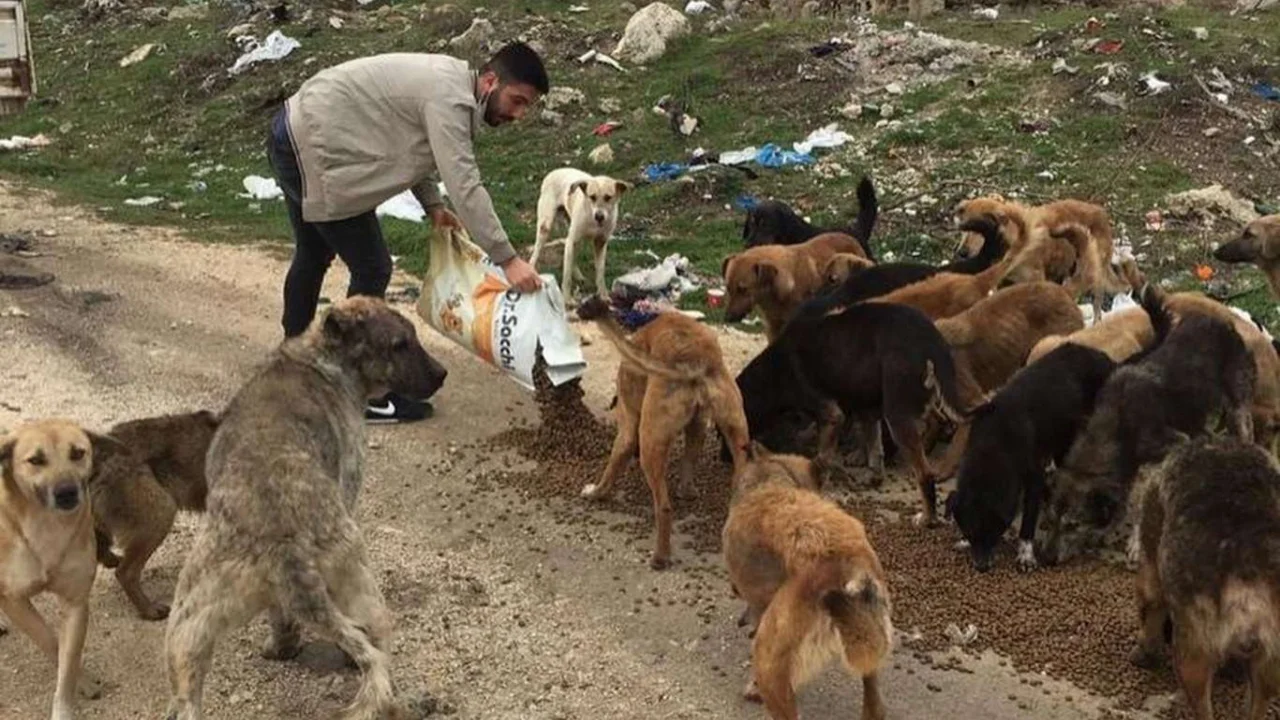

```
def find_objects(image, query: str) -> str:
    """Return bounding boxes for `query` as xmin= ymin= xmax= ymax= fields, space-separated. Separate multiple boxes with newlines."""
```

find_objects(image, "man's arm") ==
xmin=422 ymin=99 xmax=517 ymax=266
xmin=410 ymin=179 xmax=445 ymax=212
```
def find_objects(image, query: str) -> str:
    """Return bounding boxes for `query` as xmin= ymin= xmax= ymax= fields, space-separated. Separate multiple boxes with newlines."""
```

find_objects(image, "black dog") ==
xmin=945 ymin=342 xmax=1117 ymax=573
xmin=736 ymin=301 xmax=968 ymax=525
xmin=1035 ymin=285 xmax=1257 ymax=567
xmin=742 ymin=176 xmax=878 ymax=260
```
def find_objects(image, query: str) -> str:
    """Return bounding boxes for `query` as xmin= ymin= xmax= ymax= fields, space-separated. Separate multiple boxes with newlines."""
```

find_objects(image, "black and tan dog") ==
xmin=1036 ymin=286 xmax=1256 ymax=567
xmin=1130 ymin=434 xmax=1280 ymax=720
xmin=88 ymin=410 xmax=220 ymax=620
xmin=736 ymin=300 xmax=968 ymax=525
xmin=723 ymin=442 xmax=892 ymax=720
xmin=1212 ymin=214 xmax=1280 ymax=299
xmin=2 ymin=419 xmax=112 ymax=720
xmin=163 ymin=297 xmax=446 ymax=720
xmin=945 ymin=342 xmax=1117 ymax=572
xmin=743 ymin=176 xmax=878 ymax=259
xmin=576 ymin=297 xmax=751 ymax=570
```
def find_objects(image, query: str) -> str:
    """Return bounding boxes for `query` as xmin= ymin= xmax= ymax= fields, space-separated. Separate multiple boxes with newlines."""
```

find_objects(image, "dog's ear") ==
xmin=195 ymin=409 xmax=221 ymax=427
xmin=759 ymin=262 xmax=794 ymax=298
xmin=613 ymin=180 xmax=631 ymax=196
xmin=721 ymin=253 xmax=738 ymax=278
xmin=323 ymin=306 xmax=365 ymax=346
xmin=570 ymin=180 xmax=590 ymax=197
xmin=87 ymin=431 xmax=128 ymax=467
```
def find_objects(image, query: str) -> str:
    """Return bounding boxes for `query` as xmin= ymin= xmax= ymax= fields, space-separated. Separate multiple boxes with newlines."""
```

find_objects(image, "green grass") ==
xmin=2 ymin=0 xmax=1278 ymax=326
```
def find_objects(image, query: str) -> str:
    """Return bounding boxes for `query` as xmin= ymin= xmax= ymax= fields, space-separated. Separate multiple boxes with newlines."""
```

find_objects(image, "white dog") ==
xmin=531 ymin=168 xmax=630 ymax=304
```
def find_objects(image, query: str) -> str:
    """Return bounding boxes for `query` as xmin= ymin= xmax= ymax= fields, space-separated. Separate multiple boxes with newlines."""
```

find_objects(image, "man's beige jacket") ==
xmin=285 ymin=52 xmax=516 ymax=264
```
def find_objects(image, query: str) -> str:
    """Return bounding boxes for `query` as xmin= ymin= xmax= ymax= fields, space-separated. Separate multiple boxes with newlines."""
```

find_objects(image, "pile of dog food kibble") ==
xmin=475 ymin=365 xmax=1276 ymax=718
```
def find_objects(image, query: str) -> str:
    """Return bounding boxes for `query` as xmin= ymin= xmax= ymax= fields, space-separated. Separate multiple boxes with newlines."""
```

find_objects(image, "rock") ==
xmin=613 ymin=3 xmax=690 ymax=65
xmin=599 ymin=97 xmax=622 ymax=113
xmin=885 ymin=82 xmax=904 ymax=95
xmin=226 ymin=22 xmax=255 ymax=40
xmin=1237 ymin=0 xmax=1278 ymax=9
xmin=589 ymin=144 xmax=614 ymax=166
xmin=119 ymin=43 xmax=157 ymax=67
xmin=168 ymin=3 xmax=208 ymax=20
xmin=540 ymin=109 xmax=564 ymax=127
xmin=1191 ymin=26 xmax=1208 ymax=41
xmin=544 ymin=86 xmax=586 ymax=111
xmin=1203 ymin=126 xmax=1222 ymax=138
xmin=839 ymin=99 xmax=863 ymax=120
xmin=879 ymin=103 xmax=895 ymax=119
xmin=138 ymin=6 xmax=167 ymax=22
xmin=448 ymin=18 xmax=496 ymax=52
xmin=1165 ymin=184 xmax=1260 ymax=226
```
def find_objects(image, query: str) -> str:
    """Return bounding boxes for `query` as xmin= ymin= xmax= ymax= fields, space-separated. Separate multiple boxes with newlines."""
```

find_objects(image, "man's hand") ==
xmin=500 ymin=256 xmax=543 ymax=293
xmin=429 ymin=207 xmax=463 ymax=231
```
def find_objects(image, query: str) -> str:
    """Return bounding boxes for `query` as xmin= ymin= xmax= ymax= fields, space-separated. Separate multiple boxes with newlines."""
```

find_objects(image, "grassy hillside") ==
xmin=1 ymin=0 xmax=1278 ymax=325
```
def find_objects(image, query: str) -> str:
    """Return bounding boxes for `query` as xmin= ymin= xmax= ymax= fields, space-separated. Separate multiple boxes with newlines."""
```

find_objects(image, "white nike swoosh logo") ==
xmin=367 ymin=401 xmax=396 ymax=416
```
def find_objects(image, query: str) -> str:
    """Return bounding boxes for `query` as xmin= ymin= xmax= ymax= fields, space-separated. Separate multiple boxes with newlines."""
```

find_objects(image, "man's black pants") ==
xmin=267 ymin=107 xmax=393 ymax=338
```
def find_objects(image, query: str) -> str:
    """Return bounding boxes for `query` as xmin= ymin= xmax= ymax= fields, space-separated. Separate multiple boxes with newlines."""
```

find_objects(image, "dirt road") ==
xmin=0 ymin=180 xmax=1159 ymax=719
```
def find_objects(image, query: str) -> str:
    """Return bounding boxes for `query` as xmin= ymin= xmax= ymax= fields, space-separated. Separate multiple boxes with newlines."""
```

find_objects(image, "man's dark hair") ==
xmin=483 ymin=42 xmax=550 ymax=95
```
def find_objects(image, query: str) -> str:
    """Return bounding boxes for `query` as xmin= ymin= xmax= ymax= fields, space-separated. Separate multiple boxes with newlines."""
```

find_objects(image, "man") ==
xmin=266 ymin=42 xmax=547 ymax=423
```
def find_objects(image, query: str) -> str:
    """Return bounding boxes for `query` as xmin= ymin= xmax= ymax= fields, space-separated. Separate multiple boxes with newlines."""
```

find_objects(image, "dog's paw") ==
xmin=78 ymin=671 xmax=104 ymax=700
xmin=912 ymin=511 xmax=937 ymax=528
xmin=1016 ymin=541 xmax=1039 ymax=573
xmin=1128 ymin=645 xmax=1163 ymax=670
xmin=139 ymin=601 xmax=171 ymax=622
xmin=260 ymin=637 xmax=303 ymax=662
xmin=953 ymin=538 xmax=971 ymax=551
xmin=580 ymin=483 xmax=605 ymax=500
xmin=743 ymin=679 xmax=763 ymax=704
xmin=649 ymin=554 xmax=671 ymax=571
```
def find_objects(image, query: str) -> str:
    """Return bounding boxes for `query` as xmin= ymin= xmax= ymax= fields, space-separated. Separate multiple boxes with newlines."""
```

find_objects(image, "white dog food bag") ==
xmin=416 ymin=227 xmax=586 ymax=390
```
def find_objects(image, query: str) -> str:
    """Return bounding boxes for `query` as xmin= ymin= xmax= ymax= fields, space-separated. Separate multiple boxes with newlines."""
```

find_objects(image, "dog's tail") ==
xmin=764 ymin=557 xmax=893 ymax=679
xmin=576 ymin=297 xmax=705 ymax=381
xmin=922 ymin=329 xmax=972 ymax=421
xmin=963 ymin=216 xmax=1017 ymax=291
xmin=1136 ymin=281 xmax=1174 ymax=346
xmin=849 ymin=176 xmax=878 ymax=262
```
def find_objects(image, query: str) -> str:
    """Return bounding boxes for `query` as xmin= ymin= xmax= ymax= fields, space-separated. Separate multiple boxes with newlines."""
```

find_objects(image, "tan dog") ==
xmin=531 ymin=167 xmax=631 ymax=303
xmin=722 ymin=232 xmax=868 ymax=340
xmin=1025 ymin=308 xmax=1155 ymax=366
xmin=723 ymin=443 xmax=892 ymax=720
xmin=1212 ymin=214 xmax=1280 ymax=299
xmin=930 ymin=282 xmax=1084 ymax=477
xmin=823 ymin=252 xmax=876 ymax=288
xmin=866 ymin=226 xmax=1015 ymax=321
xmin=1 ymin=419 xmax=110 ymax=720
xmin=577 ymin=296 xmax=751 ymax=569
xmin=89 ymin=410 xmax=220 ymax=620
xmin=955 ymin=195 xmax=1125 ymax=319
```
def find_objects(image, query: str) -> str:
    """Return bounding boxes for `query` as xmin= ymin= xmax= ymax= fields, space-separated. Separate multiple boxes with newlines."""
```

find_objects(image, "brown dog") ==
xmin=89 ymin=410 xmax=220 ymax=621
xmin=1213 ymin=214 xmax=1280 ymax=299
xmin=823 ymin=252 xmax=876 ymax=288
xmin=930 ymin=282 xmax=1084 ymax=476
xmin=1 ymin=419 xmax=111 ymax=720
xmin=577 ymin=297 xmax=751 ymax=569
xmin=722 ymin=232 xmax=868 ymax=340
xmin=723 ymin=443 xmax=892 ymax=720
xmin=1130 ymin=435 xmax=1280 ymax=719
xmin=955 ymin=195 xmax=1125 ymax=319
xmin=1026 ymin=307 xmax=1155 ymax=366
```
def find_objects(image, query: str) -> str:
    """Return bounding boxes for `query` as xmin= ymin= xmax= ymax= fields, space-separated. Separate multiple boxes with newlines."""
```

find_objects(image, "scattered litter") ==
xmin=1051 ymin=58 xmax=1079 ymax=76
xmin=1084 ymin=17 xmax=1105 ymax=33
xmin=1207 ymin=67 xmax=1234 ymax=94
xmin=945 ymin=623 xmax=979 ymax=647
xmin=329 ymin=16 xmax=343 ymax=29
xmin=1137 ymin=72 xmax=1171 ymax=96
xmin=0 ymin=134 xmax=51 ymax=151
xmin=1191 ymin=26 xmax=1209 ymax=41
xmin=885 ymin=82 xmax=905 ymax=95
xmin=1254 ymin=83 xmax=1280 ymax=103
xmin=1194 ymin=263 xmax=1215 ymax=282
xmin=642 ymin=163 xmax=688 ymax=182
xmin=676 ymin=114 xmax=699 ymax=136
xmin=1093 ymin=92 xmax=1128 ymax=110
xmin=568 ymin=4 xmax=589 ymax=11
xmin=240 ymin=175 xmax=283 ymax=200
xmin=1244 ymin=136 xmax=1257 ymax=146
xmin=593 ymin=121 xmax=623 ymax=136
xmin=2 ymin=305 xmax=30 ymax=317
xmin=1144 ymin=209 xmax=1164 ymax=231
xmin=588 ymin=144 xmax=614 ymax=166
xmin=734 ymin=194 xmax=758 ymax=211
xmin=971 ymin=6 xmax=998 ymax=20
xmin=1036 ymin=170 xmax=1056 ymax=180
xmin=705 ymin=288 xmax=724 ymax=309
xmin=123 ymin=196 xmax=163 ymax=207
xmin=719 ymin=147 xmax=757 ymax=166
xmin=575 ymin=49 xmax=627 ymax=73
xmin=1164 ymin=184 xmax=1260 ymax=226
xmin=119 ymin=43 xmax=157 ymax=68
xmin=793 ymin=123 xmax=852 ymax=154
xmin=611 ymin=253 xmax=700 ymax=303
xmin=228 ymin=30 xmax=300 ymax=75
xmin=756 ymin=144 xmax=814 ymax=168
xmin=685 ymin=0 xmax=713 ymax=14
xmin=1093 ymin=39 xmax=1124 ymax=55
xmin=1203 ymin=127 xmax=1222 ymax=138
xmin=376 ymin=190 xmax=427 ymax=223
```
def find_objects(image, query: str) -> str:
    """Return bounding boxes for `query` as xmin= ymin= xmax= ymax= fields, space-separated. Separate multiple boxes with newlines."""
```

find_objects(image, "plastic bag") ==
xmin=416 ymin=228 xmax=586 ymax=390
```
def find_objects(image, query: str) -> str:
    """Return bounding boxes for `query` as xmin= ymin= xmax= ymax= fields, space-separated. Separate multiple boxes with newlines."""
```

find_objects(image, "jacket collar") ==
xmin=470 ymin=68 xmax=485 ymax=136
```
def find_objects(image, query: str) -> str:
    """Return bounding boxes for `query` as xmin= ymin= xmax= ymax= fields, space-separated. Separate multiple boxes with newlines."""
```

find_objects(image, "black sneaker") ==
xmin=365 ymin=392 xmax=433 ymax=424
